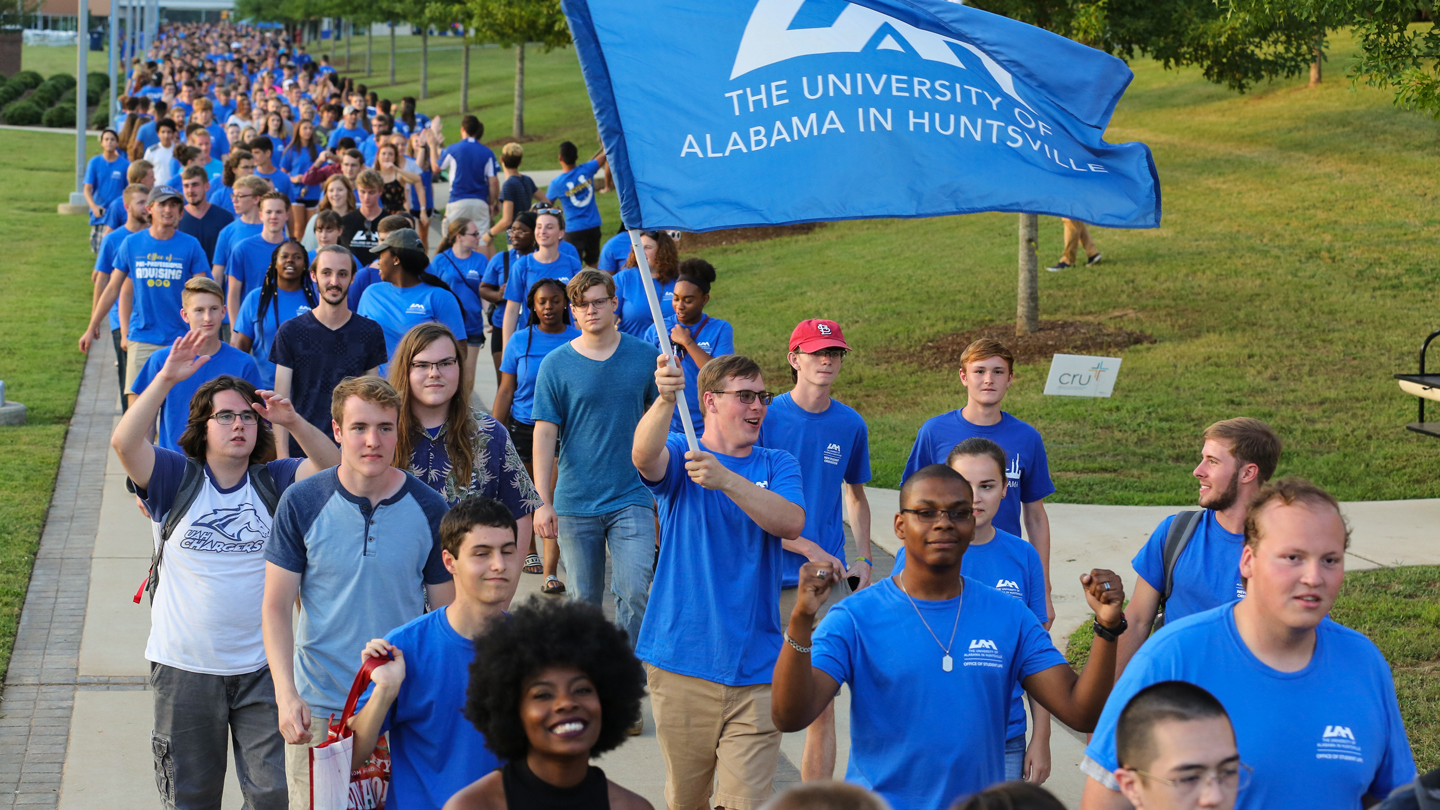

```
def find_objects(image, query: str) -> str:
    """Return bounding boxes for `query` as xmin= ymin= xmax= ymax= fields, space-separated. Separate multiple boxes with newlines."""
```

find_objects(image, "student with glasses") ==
xmin=531 ymin=271 xmax=661 ymax=659
xmin=431 ymin=217 xmax=492 ymax=397
xmin=1080 ymin=479 xmax=1416 ymax=810
xmin=773 ymin=463 xmax=1128 ymax=810
xmin=1110 ymin=681 xmax=1246 ymax=810
xmin=632 ymin=352 xmax=805 ymax=810
xmin=211 ymin=174 xmax=269 ymax=282
xmin=493 ymin=278 xmax=579 ymax=594
xmin=111 ymin=333 xmax=338 ymax=810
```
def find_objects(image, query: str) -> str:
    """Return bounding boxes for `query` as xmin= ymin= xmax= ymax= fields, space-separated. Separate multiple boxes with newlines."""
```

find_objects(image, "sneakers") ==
xmin=1087 ymin=252 xmax=1103 ymax=266
xmin=1046 ymin=261 xmax=1072 ymax=272
xmin=628 ymin=717 xmax=644 ymax=736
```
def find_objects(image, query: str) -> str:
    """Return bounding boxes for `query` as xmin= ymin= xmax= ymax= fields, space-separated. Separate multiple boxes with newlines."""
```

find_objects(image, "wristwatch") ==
xmin=1092 ymin=615 xmax=1128 ymax=642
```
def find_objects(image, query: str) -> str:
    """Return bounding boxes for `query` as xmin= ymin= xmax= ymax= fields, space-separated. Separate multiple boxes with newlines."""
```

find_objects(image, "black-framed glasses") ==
xmin=714 ymin=389 xmax=774 ymax=406
xmin=900 ymin=508 xmax=974 ymax=523
xmin=411 ymin=358 xmax=458 ymax=374
xmin=211 ymin=410 xmax=259 ymax=425
xmin=1125 ymin=762 xmax=1252 ymax=796
xmin=572 ymin=296 xmax=614 ymax=312
xmin=802 ymin=348 xmax=848 ymax=359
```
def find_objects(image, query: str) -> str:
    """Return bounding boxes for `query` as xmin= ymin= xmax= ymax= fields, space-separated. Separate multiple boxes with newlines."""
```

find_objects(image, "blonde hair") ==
xmin=235 ymin=174 xmax=270 ymax=196
xmin=959 ymin=338 xmax=1015 ymax=373
xmin=181 ymin=276 xmax=224 ymax=307
xmin=330 ymin=376 xmax=403 ymax=428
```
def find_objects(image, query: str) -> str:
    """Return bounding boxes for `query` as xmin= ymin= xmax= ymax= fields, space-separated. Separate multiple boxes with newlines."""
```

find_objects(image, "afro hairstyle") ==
xmin=466 ymin=596 xmax=646 ymax=762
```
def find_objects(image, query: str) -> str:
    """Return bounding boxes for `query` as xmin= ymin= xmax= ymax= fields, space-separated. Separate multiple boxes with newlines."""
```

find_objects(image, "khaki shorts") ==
xmin=645 ymin=664 xmax=781 ymax=810
xmin=444 ymin=197 xmax=491 ymax=236
xmin=124 ymin=340 xmax=164 ymax=395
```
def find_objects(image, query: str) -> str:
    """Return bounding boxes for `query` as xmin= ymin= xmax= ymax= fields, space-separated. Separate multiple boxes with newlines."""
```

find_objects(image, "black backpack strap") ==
xmin=247 ymin=463 xmax=282 ymax=516
xmin=147 ymin=458 xmax=208 ymax=603
xmin=1153 ymin=510 xmax=1203 ymax=631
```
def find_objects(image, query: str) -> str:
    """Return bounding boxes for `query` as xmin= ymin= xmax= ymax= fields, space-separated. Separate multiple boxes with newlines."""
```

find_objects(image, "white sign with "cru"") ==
xmin=1044 ymin=354 xmax=1122 ymax=398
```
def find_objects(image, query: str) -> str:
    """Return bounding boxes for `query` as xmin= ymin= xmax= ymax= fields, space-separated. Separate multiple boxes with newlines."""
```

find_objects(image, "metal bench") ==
xmin=1394 ymin=328 xmax=1440 ymax=438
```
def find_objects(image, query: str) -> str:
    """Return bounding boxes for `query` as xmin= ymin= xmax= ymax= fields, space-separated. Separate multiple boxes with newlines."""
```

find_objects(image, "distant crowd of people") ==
xmin=69 ymin=19 xmax=1431 ymax=810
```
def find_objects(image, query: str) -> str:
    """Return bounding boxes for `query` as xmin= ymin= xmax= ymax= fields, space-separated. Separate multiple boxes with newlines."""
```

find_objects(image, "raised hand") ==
xmin=793 ymin=560 xmax=841 ymax=625
xmin=1079 ymin=569 xmax=1126 ymax=628
xmin=156 ymin=331 xmax=213 ymax=384
xmin=251 ymin=389 xmax=299 ymax=428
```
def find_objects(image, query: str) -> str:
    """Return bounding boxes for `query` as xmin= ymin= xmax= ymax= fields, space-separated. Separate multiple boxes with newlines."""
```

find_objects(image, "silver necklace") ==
xmin=897 ymin=574 xmax=963 ymax=672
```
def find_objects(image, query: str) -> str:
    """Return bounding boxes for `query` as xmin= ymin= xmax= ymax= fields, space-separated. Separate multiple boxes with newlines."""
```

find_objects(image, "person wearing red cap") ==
xmin=760 ymin=318 xmax=873 ymax=781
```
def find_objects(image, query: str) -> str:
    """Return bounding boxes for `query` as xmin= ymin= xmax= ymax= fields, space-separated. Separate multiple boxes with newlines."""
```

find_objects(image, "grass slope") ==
xmin=371 ymin=31 xmax=1438 ymax=503
xmin=1066 ymin=566 xmax=1440 ymax=772
xmin=0 ymin=129 xmax=95 ymax=681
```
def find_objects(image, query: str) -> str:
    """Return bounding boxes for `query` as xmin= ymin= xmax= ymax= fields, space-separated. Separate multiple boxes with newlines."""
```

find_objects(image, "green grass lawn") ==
xmin=0 ymin=129 xmax=96 ymax=681
xmin=1066 ymin=566 xmax=1440 ymax=772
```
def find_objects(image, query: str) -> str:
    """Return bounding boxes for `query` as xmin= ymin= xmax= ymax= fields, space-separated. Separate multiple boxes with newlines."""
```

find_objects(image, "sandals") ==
xmin=543 ymin=576 xmax=566 ymax=595
xmin=523 ymin=553 xmax=543 ymax=575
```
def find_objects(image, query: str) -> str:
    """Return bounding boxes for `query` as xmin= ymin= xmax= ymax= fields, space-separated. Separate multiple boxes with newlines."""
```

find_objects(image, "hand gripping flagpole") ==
xmin=628 ymin=229 xmax=700 ymax=454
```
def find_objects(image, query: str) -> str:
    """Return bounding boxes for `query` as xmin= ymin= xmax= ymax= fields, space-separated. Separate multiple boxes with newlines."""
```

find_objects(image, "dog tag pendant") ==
xmin=942 ymin=654 xmax=953 ymax=672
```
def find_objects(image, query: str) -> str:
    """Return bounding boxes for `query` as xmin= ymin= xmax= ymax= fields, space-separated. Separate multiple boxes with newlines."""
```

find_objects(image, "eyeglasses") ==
xmin=411 ymin=358 xmax=458 ymax=374
xmin=572 ymin=296 xmax=614 ymax=312
xmin=802 ymin=348 xmax=848 ymax=359
xmin=714 ymin=389 xmax=775 ymax=406
xmin=462 ymin=230 xmax=482 ymax=238
xmin=210 ymin=410 xmax=259 ymax=425
xmin=900 ymin=508 xmax=974 ymax=522
xmin=1126 ymin=762 xmax=1252 ymax=796
xmin=232 ymin=193 xmax=255 ymax=200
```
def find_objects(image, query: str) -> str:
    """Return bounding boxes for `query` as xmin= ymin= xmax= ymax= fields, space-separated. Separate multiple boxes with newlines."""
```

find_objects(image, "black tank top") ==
xmin=501 ymin=758 xmax=611 ymax=810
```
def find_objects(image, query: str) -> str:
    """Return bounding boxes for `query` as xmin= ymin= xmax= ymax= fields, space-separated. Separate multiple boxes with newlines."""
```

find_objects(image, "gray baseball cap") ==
xmin=147 ymin=185 xmax=183 ymax=205
xmin=374 ymin=228 xmax=424 ymax=255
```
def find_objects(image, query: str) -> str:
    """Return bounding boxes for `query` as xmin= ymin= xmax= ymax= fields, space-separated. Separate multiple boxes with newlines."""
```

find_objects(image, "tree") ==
xmin=465 ymin=0 xmax=571 ymax=137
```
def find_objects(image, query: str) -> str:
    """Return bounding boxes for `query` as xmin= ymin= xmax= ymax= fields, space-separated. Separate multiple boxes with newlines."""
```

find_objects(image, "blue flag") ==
xmin=563 ymin=0 xmax=1160 ymax=231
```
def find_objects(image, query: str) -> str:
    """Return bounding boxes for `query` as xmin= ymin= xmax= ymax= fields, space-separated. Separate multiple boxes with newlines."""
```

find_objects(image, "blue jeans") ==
xmin=556 ymin=504 xmax=657 ymax=647
xmin=1005 ymin=734 xmax=1026 ymax=782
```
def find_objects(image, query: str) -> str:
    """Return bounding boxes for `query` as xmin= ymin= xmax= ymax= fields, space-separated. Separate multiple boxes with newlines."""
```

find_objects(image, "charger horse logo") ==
xmin=180 ymin=505 xmax=270 ymax=553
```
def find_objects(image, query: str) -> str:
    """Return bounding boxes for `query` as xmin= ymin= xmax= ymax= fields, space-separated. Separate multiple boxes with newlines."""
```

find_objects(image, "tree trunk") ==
xmin=389 ymin=23 xmax=396 ymax=85
xmin=366 ymin=25 xmax=372 ymax=77
xmin=345 ymin=21 xmax=351 ymax=70
xmin=1309 ymin=32 xmax=1322 ymax=87
xmin=329 ymin=18 xmax=336 ymax=59
xmin=513 ymin=43 xmax=525 ymax=138
xmin=420 ymin=27 xmax=428 ymax=99
xmin=461 ymin=38 xmax=470 ymax=112
xmin=1016 ymin=214 xmax=1039 ymax=336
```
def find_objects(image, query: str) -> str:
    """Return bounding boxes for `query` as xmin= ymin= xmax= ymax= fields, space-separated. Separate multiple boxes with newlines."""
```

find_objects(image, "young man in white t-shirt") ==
xmin=111 ymin=330 xmax=339 ymax=809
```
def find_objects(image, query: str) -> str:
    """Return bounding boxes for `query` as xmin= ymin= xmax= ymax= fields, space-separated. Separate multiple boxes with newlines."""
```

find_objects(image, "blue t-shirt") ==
xmin=902 ymin=411 xmax=1055 ymax=537
xmin=205 ymin=122 xmax=231 ymax=157
xmin=1085 ymin=605 xmax=1416 ymax=810
xmin=265 ymin=469 xmax=451 ymax=717
xmin=612 ymin=268 xmax=676 ymax=338
xmin=597 ymin=231 xmax=632 ymax=273
xmin=225 ymin=233 xmax=288 ymax=305
xmin=356 ymin=282 xmax=468 ymax=375
xmin=546 ymin=160 xmax=601 ymax=231
xmin=757 ymin=393 xmax=872 ymax=587
xmin=207 ymin=184 xmax=235 ymax=214
xmin=357 ymin=608 xmax=501 ymax=810
xmin=481 ymin=250 xmax=521 ymax=329
xmin=814 ymin=576 xmax=1066 ymax=810
xmin=103 ymin=199 xmax=128 ymax=230
xmin=1133 ymin=510 xmax=1247 ymax=625
xmin=502 ymin=251 xmax=582 ymax=330
xmin=531 ymin=336 xmax=660 ymax=516
xmin=236 ymin=286 xmax=313 ymax=388
xmin=280 ymin=145 xmax=322 ymax=201
xmin=438 ymin=140 xmax=497 ymax=202
xmin=430 ymin=250 xmax=488 ymax=339
xmin=95 ymin=225 xmax=145 ymax=331
xmin=347 ymin=264 xmax=382 ymax=313
xmin=254 ymin=166 xmax=295 ymax=199
xmin=132 ymin=343 xmax=264 ymax=451
xmin=638 ymin=433 xmax=804 ymax=686
xmin=212 ymin=219 xmax=264 ymax=271
xmin=642 ymin=315 xmax=735 ymax=435
xmin=85 ymin=154 xmax=130 ymax=224
xmin=327 ymin=125 xmax=369 ymax=149
xmin=435 ymin=249 xmax=487 ymax=297
xmin=178 ymin=204 xmax=235 ymax=265
xmin=136 ymin=119 xmax=160 ymax=149
xmin=500 ymin=326 xmax=580 ymax=425
xmin=892 ymin=531 xmax=1048 ymax=741
xmin=115 ymin=230 xmax=212 ymax=345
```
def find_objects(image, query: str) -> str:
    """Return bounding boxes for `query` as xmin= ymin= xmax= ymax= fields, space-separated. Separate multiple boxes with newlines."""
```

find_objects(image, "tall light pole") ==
xmin=107 ymin=0 xmax=116 ymax=124
xmin=74 ymin=0 xmax=90 ymax=205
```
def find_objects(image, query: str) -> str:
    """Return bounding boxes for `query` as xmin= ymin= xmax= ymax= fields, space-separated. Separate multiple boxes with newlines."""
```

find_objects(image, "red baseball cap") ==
xmin=789 ymin=319 xmax=851 ymax=353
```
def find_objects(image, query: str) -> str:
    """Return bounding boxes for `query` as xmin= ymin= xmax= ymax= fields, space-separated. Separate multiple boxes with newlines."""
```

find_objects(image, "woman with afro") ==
xmin=444 ymin=598 xmax=652 ymax=810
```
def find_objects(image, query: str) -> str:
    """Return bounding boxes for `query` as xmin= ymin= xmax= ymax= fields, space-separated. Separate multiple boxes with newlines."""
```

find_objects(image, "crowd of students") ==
xmin=67 ymin=19 xmax=1432 ymax=810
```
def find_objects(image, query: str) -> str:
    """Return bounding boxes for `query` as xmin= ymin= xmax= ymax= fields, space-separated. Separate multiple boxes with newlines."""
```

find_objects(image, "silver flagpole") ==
xmin=628 ymin=228 xmax=699 ymax=454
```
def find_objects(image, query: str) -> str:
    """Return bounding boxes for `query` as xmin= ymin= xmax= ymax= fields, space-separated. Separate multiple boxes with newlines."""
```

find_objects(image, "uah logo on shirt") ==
xmin=963 ymin=638 xmax=1004 ymax=668
xmin=1005 ymin=454 xmax=1022 ymax=491
xmin=1317 ymin=724 xmax=1364 ymax=763
xmin=180 ymin=505 xmax=270 ymax=553
xmin=405 ymin=302 xmax=429 ymax=315
xmin=994 ymin=578 xmax=1022 ymax=598
xmin=729 ymin=0 xmax=1031 ymax=113
xmin=823 ymin=442 xmax=843 ymax=466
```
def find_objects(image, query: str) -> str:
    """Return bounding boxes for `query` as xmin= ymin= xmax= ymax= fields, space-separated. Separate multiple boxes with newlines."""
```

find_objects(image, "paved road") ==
xmin=4 ymin=341 xmax=1435 ymax=810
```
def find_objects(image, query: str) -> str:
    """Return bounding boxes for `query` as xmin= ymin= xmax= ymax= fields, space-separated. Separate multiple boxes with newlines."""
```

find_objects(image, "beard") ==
xmin=1202 ymin=466 xmax=1243 ymax=511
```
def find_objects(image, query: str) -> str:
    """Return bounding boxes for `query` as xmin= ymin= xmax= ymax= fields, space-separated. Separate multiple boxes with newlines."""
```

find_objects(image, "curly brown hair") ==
xmin=177 ymin=376 xmax=276 ymax=464
xmin=622 ymin=230 xmax=680 ymax=284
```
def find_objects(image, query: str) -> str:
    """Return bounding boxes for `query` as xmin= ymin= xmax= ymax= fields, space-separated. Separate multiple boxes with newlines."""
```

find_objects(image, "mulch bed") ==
xmin=881 ymin=316 xmax=1156 ymax=370
xmin=676 ymin=223 xmax=825 ymax=251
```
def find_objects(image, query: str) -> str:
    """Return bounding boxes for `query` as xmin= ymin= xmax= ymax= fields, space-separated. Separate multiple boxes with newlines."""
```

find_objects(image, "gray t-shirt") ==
xmin=532 ymin=334 xmax=660 ymax=516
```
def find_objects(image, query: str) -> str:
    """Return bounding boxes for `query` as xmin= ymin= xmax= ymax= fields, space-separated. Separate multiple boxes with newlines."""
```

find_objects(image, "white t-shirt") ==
xmin=139 ymin=449 xmax=302 ymax=675
xmin=146 ymin=143 xmax=177 ymax=185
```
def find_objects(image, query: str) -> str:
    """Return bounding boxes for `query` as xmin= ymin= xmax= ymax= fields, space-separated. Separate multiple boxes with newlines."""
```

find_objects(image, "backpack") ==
xmin=131 ymin=458 xmax=281 ymax=605
xmin=1151 ymin=510 xmax=1203 ymax=632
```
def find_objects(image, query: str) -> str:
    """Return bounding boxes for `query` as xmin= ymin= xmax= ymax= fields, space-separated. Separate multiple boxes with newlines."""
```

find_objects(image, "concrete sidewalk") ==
xmin=7 ymin=342 xmax=1437 ymax=810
